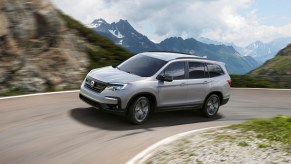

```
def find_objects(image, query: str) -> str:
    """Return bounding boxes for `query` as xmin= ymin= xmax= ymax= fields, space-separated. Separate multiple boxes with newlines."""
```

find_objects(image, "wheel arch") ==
xmin=204 ymin=91 xmax=223 ymax=105
xmin=125 ymin=92 xmax=157 ymax=114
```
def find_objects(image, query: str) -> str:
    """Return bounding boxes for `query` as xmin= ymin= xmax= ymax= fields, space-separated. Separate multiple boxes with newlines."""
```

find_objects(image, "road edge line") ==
xmin=231 ymin=87 xmax=291 ymax=91
xmin=0 ymin=90 xmax=80 ymax=100
xmin=127 ymin=126 xmax=225 ymax=164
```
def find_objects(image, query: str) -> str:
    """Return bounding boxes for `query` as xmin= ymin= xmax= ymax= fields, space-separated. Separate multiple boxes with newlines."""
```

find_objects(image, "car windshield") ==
xmin=117 ymin=54 xmax=167 ymax=77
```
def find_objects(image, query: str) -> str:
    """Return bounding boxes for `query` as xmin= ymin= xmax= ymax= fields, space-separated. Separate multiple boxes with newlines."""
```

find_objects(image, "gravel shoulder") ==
xmin=142 ymin=127 xmax=290 ymax=164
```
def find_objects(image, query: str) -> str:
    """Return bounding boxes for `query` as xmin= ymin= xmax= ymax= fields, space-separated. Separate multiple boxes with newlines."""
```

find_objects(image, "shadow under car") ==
xmin=69 ymin=107 xmax=223 ymax=131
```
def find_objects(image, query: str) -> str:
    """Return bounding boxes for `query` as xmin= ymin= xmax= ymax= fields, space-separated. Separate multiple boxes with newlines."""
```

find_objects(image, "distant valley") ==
xmin=198 ymin=37 xmax=291 ymax=65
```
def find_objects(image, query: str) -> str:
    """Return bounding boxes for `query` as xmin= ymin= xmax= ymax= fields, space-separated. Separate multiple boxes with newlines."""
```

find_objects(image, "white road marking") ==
xmin=232 ymin=88 xmax=291 ymax=91
xmin=0 ymin=90 xmax=79 ymax=100
xmin=127 ymin=126 xmax=225 ymax=164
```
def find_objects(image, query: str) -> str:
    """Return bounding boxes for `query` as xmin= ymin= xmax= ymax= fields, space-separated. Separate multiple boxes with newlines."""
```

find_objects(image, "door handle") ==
xmin=203 ymin=81 xmax=209 ymax=84
xmin=180 ymin=83 xmax=186 ymax=86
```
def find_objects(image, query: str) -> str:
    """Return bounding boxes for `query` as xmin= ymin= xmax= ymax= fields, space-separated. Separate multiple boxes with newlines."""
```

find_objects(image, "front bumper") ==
xmin=79 ymin=83 xmax=126 ymax=115
xmin=80 ymin=83 xmax=118 ymax=104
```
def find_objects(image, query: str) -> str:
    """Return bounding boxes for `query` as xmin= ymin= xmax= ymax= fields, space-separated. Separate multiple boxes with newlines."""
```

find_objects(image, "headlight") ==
xmin=106 ymin=83 xmax=128 ymax=91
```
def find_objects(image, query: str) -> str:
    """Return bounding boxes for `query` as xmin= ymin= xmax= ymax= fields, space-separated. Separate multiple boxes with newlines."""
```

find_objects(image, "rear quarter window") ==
xmin=206 ymin=63 xmax=225 ymax=77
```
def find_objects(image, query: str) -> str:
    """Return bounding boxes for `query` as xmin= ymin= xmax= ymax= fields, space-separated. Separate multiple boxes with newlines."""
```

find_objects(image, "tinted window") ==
xmin=207 ymin=63 xmax=224 ymax=77
xmin=188 ymin=62 xmax=206 ymax=79
xmin=162 ymin=62 xmax=185 ymax=80
xmin=118 ymin=54 xmax=167 ymax=77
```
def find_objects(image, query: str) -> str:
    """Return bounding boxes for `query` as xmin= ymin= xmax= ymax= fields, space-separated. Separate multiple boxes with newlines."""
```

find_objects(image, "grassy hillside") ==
xmin=231 ymin=75 xmax=281 ymax=88
xmin=58 ymin=12 xmax=132 ymax=70
xmin=249 ymin=44 xmax=291 ymax=88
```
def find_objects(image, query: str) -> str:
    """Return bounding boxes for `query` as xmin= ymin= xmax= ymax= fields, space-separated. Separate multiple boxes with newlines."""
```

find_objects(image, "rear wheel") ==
xmin=201 ymin=94 xmax=220 ymax=117
xmin=127 ymin=96 xmax=150 ymax=124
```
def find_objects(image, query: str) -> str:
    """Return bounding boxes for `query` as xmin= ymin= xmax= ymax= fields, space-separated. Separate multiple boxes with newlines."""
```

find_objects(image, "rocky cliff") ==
xmin=0 ymin=0 xmax=130 ymax=95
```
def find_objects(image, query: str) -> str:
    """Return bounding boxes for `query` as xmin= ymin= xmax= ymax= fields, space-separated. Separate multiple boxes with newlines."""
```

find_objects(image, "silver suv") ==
xmin=80 ymin=52 xmax=231 ymax=124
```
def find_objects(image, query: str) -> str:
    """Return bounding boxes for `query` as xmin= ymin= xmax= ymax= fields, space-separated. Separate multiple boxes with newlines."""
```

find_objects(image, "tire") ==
xmin=127 ymin=96 xmax=151 ymax=124
xmin=201 ymin=94 xmax=220 ymax=118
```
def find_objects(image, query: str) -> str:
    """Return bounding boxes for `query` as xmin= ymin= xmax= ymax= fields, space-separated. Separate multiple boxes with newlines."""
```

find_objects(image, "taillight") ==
xmin=227 ymin=79 xmax=232 ymax=86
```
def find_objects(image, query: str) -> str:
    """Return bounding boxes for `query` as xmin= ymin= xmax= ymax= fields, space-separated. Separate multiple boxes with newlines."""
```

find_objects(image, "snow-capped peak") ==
xmin=89 ymin=19 xmax=108 ymax=28
xmin=109 ymin=29 xmax=124 ymax=39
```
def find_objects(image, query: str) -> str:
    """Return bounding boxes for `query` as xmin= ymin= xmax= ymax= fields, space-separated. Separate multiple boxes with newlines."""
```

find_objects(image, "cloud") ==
xmin=52 ymin=0 xmax=291 ymax=46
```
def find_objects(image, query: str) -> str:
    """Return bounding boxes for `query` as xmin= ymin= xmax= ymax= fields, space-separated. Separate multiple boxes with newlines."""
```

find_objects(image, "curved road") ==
xmin=0 ymin=89 xmax=290 ymax=164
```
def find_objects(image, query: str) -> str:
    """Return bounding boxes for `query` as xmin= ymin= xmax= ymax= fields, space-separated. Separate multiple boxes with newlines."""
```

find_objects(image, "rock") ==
xmin=0 ymin=0 xmax=89 ymax=94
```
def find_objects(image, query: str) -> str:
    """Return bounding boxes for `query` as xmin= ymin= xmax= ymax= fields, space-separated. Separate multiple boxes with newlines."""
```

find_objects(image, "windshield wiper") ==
xmin=124 ymin=70 xmax=132 ymax=74
xmin=116 ymin=66 xmax=131 ymax=74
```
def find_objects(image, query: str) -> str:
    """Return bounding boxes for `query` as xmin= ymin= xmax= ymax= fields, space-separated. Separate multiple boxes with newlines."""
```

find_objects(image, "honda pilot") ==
xmin=79 ymin=52 xmax=231 ymax=124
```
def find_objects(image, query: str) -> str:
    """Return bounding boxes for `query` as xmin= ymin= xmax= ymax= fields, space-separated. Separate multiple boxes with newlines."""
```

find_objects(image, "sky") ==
xmin=52 ymin=0 xmax=291 ymax=47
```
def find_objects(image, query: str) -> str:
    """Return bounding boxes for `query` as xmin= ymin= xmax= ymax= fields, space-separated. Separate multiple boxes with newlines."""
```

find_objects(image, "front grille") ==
xmin=79 ymin=94 xmax=124 ymax=115
xmin=85 ymin=77 xmax=107 ymax=93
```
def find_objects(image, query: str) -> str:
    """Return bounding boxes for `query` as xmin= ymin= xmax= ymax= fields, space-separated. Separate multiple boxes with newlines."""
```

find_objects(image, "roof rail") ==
xmin=145 ymin=51 xmax=194 ymax=56
xmin=142 ymin=51 xmax=209 ymax=60
xmin=175 ymin=56 xmax=208 ymax=60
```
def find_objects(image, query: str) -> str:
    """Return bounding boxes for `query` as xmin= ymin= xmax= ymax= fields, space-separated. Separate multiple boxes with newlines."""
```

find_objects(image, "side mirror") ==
xmin=157 ymin=75 xmax=173 ymax=82
xmin=112 ymin=64 xmax=118 ymax=68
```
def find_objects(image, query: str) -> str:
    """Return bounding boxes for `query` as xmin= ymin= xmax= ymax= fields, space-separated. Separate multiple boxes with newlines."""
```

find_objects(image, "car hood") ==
xmin=88 ymin=66 xmax=145 ymax=83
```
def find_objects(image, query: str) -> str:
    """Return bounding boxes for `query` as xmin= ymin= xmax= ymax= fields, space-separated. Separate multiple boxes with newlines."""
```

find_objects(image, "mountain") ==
xmin=198 ymin=37 xmax=291 ymax=67
xmin=0 ymin=0 xmax=130 ymax=95
xmin=237 ymin=38 xmax=291 ymax=65
xmin=197 ymin=37 xmax=225 ymax=45
xmin=242 ymin=56 xmax=258 ymax=68
xmin=91 ymin=19 xmax=159 ymax=52
xmin=197 ymin=37 xmax=259 ymax=68
xmin=91 ymin=19 xmax=255 ymax=74
xmin=158 ymin=37 xmax=253 ymax=74
xmin=239 ymin=41 xmax=274 ymax=64
xmin=249 ymin=44 xmax=291 ymax=88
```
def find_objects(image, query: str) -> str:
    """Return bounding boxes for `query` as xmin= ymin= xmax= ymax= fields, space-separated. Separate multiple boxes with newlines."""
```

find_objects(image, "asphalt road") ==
xmin=0 ymin=88 xmax=290 ymax=164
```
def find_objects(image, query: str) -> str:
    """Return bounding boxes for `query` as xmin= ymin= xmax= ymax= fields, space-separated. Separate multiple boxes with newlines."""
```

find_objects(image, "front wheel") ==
xmin=127 ymin=96 xmax=150 ymax=124
xmin=201 ymin=94 xmax=220 ymax=118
